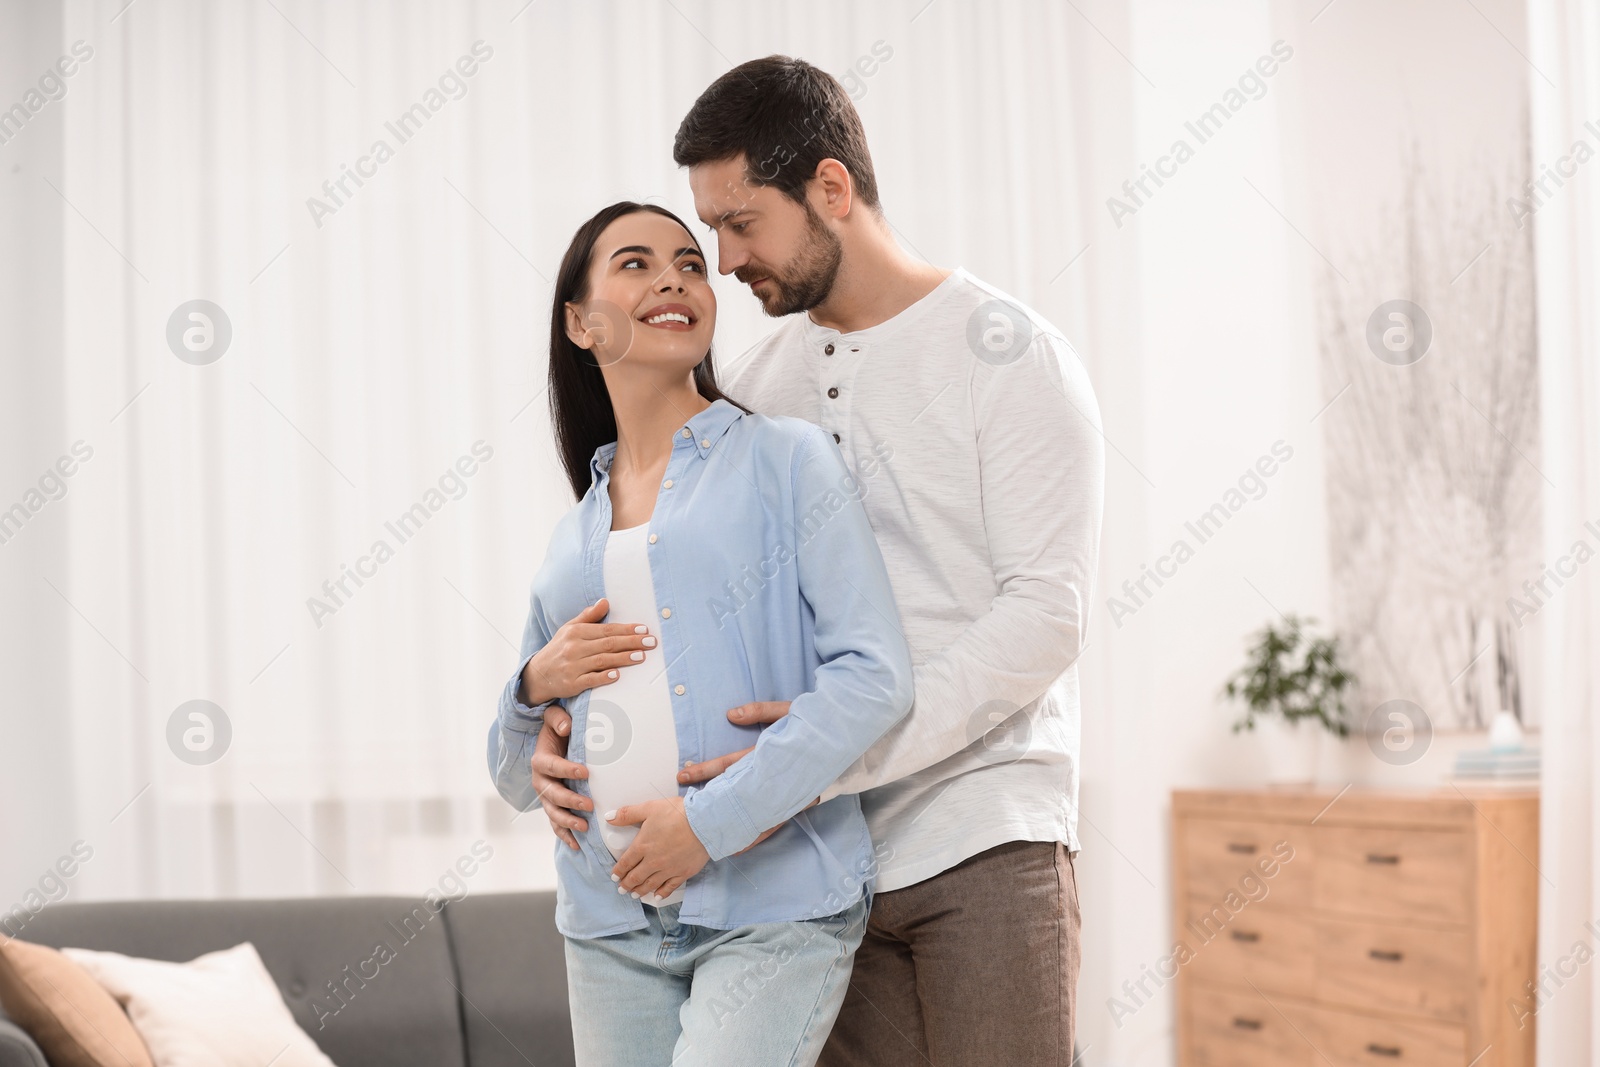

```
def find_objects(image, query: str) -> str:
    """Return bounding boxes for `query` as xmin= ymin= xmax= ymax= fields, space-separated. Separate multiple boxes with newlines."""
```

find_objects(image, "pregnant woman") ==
xmin=487 ymin=201 xmax=914 ymax=1066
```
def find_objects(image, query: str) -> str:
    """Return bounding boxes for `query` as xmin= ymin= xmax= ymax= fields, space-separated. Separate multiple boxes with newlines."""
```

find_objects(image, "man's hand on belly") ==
xmin=608 ymin=798 xmax=710 ymax=899
xmin=532 ymin=705 xmax=590 ymax=850
xmin=673 ymin=700 xmax=821 ymax=856
xmin=675 ymin=701 xmax=790 ymax=785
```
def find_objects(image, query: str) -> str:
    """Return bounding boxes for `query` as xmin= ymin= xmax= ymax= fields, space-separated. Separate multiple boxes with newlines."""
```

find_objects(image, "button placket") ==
xmin=823 ymin=339 xmax=860 ymax=444
xmin=837 ymin=343 xmax=870 ymax=446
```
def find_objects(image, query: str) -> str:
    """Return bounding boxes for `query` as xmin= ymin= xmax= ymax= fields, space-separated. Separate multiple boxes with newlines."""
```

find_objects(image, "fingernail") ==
xmin=642 ymin=637 xmax=657 ymax=647
xmin=630 ymin=651 xmax=644 ymax=661
xmin=611 ymin=873 xmax=620 ymax=882
xmin=607 ymin=670 xmax=618 ymax=679
xmin=631 ymin=892 xmax=642 ymax=900
xmin=604 ymin=810 xmax=616 ymax=821
xmin=617 ymin=886 xmax=627 ymax=895
xmin=634 ymin=625 xmax=648 ymax=634
xmin=558 ymin=721 xmax=569 ymax=735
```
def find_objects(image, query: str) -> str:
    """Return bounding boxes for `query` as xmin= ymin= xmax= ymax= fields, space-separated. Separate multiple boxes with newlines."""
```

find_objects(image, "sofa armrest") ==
xmin=0 ymin=1019 xmax=45 ymax=1067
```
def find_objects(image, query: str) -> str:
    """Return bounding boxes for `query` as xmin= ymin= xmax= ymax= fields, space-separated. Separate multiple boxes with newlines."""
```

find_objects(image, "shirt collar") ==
xmin=588 ymin=397 xmax=745 ymax=483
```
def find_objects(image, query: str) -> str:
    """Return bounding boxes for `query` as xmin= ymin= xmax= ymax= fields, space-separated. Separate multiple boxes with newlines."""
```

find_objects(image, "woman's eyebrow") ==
xmin=674 ymin=247 xmax=704 ymax=260
xmin=608 ymin=245 xmax=653 ymax=261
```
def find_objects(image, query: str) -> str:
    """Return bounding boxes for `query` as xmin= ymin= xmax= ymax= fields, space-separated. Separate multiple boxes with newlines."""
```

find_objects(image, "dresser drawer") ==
xmin=1183 ymin=900 xmax=1315 ymax=999
xmin=1183 ymin=818 xmax=1311 ymax=911
xmin=1315 ymin=917 xmax=1471 ymax=1023
xmin=1305 ymin=1002 xmax=1467 ymax=1067
xmin=1186 ymin=984 xmax=1312 ymax=1067
xmin=1313 ymin=826 xmax=1471 ymax=925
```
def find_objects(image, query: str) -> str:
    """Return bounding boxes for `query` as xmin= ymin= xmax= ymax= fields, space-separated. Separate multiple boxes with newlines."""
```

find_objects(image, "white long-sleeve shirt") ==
xmin=722 ymin=267 xmax=1105 ymax=892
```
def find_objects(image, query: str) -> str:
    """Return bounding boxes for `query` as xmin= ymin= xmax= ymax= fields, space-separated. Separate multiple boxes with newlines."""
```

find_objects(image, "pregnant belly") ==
xmin=582 ymin=691 xmax=684 ymax=907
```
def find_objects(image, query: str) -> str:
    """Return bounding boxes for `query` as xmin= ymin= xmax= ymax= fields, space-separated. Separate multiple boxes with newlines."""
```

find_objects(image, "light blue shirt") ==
xmin=487 ymin=397 xmax=914 ymax=938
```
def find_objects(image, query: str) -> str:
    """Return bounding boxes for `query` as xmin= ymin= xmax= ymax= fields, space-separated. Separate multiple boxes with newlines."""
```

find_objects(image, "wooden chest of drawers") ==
xmin=1172 ymin=788 xmax=1539 ymax=1067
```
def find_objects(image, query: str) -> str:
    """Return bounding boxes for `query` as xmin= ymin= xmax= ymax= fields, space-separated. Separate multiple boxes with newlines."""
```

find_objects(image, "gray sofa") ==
xmin=0 ymin=891 xmax=574 ymax=1067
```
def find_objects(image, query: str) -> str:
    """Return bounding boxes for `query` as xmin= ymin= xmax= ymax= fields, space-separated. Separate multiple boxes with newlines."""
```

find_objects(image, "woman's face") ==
xmin=566 ymin=211 xmax=715 ymax=376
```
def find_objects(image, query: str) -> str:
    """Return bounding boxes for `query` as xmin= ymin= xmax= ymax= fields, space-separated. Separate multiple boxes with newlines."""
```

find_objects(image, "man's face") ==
xmin=689 ymin=156 xmax=842 ymax=317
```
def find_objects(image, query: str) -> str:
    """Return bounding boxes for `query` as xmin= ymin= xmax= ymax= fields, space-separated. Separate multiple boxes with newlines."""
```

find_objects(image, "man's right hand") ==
xmin=532 ymin=704 xmax=589 ymax=850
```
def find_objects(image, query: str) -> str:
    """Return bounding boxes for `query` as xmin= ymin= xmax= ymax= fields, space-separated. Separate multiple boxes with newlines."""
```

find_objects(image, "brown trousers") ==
xmin=818 ymin=839 xmax=1082 ymax=1067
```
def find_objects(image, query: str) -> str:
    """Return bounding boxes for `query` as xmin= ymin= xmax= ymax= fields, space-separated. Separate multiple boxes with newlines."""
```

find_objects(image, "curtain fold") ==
xmin=1528 ymin=0 xmax=1600 ymax=1062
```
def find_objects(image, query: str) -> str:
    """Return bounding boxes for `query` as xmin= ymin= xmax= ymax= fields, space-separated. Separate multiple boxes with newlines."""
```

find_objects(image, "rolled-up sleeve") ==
xmin=486 ymin=582 xmax=555 ymax=812
xmin=682 ymin=427 xmax=915 ymax=860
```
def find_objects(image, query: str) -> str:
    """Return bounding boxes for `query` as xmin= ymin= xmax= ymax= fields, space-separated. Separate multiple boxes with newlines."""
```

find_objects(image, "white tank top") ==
xmin=584 ymin=521 xmax=685 ymax=907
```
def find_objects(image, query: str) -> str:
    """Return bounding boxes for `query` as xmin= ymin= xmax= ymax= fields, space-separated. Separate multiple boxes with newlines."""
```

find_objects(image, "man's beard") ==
xmin=737 ymin=202 xmax=842 ymax=317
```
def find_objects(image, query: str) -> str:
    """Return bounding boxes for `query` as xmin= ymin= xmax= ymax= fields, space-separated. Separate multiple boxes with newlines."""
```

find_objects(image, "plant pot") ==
xmin=1257 ymin=716 xmax=1320 ymax=785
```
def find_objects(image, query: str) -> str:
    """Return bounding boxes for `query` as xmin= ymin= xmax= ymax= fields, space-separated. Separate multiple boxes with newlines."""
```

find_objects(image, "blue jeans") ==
xmin=563 ymin=891 xmax=871 ymax=1066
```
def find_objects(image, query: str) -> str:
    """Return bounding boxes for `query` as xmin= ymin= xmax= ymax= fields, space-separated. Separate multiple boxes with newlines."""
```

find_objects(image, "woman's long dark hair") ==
xmin=548 ymin=201 xmax=749 ymax=500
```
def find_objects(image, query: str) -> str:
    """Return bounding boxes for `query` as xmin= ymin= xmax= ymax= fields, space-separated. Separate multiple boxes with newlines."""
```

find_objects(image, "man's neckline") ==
xmin=801 ymin=267 xmax=966 ymax=341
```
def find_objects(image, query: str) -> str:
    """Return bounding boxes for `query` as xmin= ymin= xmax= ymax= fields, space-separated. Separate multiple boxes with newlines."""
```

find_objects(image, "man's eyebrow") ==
xmin=710 ymin=207 xmax=753 ymax=226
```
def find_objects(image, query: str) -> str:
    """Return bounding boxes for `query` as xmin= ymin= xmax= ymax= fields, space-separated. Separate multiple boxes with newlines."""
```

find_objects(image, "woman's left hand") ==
xmin=608 ymin=798 xmax=711 ymax=899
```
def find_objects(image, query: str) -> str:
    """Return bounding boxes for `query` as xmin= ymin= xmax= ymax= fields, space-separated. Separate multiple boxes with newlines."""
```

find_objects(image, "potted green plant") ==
xmin=1221 ymin=614 xmax=1354 ymax=784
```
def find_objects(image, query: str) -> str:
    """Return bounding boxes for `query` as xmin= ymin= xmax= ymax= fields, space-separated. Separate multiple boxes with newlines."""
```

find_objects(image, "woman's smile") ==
xmin=638 ymin=302 xmax=698 ymax=331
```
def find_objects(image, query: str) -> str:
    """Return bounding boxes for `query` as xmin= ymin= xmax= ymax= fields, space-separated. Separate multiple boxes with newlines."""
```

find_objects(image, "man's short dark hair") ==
xmin=674 ymin=55 xmax=880 ymax=211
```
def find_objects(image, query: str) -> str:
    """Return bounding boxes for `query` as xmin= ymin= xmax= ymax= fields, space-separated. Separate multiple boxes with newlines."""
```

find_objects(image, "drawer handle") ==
xmin=1365 ymin=853 xmax=1401 ymax=865
xmin=1227 ymin=842 xmax=1258 ymax=854
xmin=1369 ymin=949 xmax=1404 ymax=963
xmin=1231 ymin=930 xmax=1261 ymax=943
xmin=1366 ymin=1043 xmax=1402 ymax=1057
xmin=1232 ymin=1017 xmax=1263 ymax=1031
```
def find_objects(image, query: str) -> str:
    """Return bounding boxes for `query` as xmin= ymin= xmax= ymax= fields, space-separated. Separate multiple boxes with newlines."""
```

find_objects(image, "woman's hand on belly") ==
xmin=521 ymin=598 xmax=658 ymax=705
xmin=607 ymin=798 xmax=711 ymax=900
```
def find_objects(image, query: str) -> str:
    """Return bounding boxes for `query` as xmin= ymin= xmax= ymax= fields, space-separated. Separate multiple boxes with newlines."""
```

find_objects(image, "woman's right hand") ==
xmin=518 ymin=598 xmax=656 ymax=705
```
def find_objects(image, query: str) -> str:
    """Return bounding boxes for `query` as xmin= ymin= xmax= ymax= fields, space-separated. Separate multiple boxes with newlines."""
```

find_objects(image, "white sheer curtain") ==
xmin=1529 ymin=0 xmax=1600 ymax=1061
xmin=36 ymin=0 xmax=1104 ymax=904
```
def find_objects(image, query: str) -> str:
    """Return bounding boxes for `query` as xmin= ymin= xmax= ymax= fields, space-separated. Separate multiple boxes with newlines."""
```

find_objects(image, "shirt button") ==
xmin=674 ymin=684 xmax=686 ymax=696
xmin=824 ymin=343 xmax=835 ymax=355
xmin=661 ymin=607 xmax=671 ymax=618
xmin=663 ymin=479 xmax=673 ymax=488
xmin=680 ymin=428 xmax=691 ymax=438
xmin=648 ymin=533 xmax=658 ymax=544
xmin=700 ymin=439 xmax=709 ymax=447
xmin=827 ymin=387 xmax=839 ymax=399
xmin=832 ymin=432 xmax=841 ymax=443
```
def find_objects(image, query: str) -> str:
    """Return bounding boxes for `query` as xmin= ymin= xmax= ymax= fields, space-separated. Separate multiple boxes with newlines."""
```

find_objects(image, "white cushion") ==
xmin=61 ymin=942 xmax=337 ymax=1067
